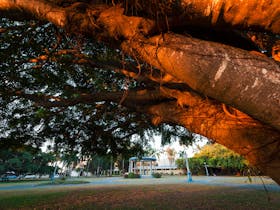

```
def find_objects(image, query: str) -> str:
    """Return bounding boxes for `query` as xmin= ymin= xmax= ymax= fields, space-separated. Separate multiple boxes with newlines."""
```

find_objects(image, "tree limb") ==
xmin=122 ymin=33 xmax=280 ymax=131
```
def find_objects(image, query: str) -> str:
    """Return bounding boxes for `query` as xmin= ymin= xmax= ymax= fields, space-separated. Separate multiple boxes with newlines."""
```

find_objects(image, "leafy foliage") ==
xmin=175 ymin=158 xmax=185 ymax=169
xmin=176 ymin=143 xmax=248 ymax=175
xmin=124 ymin=172 xmax=141 ymax=178
xmin=152 ymin=172 xmax=162 ymax=178
xmin=0 ymin=18 xmax=192 ymax=159
xmin=0 ymin=146 xmax=55 ymax=175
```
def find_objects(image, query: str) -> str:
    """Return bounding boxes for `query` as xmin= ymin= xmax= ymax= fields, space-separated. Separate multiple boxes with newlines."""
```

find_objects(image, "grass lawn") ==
xmin=0 ymin=183 xmax=279 ymax=209
xmin=0 ymin=179 xmax=47 ymax=187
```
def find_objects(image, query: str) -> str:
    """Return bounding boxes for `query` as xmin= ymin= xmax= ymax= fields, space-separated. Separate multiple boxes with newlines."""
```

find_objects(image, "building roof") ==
xmin=129 ymin=156 xmax=157 ymax=161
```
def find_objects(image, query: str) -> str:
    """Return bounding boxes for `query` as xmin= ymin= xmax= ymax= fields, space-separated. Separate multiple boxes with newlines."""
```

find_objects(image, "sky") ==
xmin=150 ymin=134 xmax=208 ymax=158
xmin=41 ymin=133 xmax=209 ymax=159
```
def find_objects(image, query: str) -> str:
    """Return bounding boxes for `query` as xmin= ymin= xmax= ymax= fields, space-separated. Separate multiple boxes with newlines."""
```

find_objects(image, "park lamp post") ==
xmin=184 ymin=152 xmax=192 ymax=182
xmin=204 ymin=162 xmax=209 ymax=176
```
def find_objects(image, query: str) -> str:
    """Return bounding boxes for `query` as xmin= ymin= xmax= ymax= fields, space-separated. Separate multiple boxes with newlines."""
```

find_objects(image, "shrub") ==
xmin=152 ymin=172 xmax=162 ymax=178
xmin=124 ymin=172 xmax=141 ymax=178
xmin=60 ymin=176 xmax=67 ymax=181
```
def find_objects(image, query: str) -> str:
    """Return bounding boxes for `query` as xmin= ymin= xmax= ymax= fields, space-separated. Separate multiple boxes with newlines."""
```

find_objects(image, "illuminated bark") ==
xmin=122 ymin=34 xmax=280 ymax=131
xmin=178 ymin=0 xmax=280 ymax=33
xmin=142 ymin=92 xmax=280 ymax=184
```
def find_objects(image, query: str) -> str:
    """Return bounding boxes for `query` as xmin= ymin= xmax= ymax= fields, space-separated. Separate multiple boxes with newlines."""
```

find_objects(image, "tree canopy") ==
xmin=0 ymin=0 xmax=279 ymax=184
xmin=0 ymin=146 xmax=55 ymax=176
xmin=192 ymin=143 xmax=248 ymax=175
xmin=176 ymin=143 xmax=248 ymax=175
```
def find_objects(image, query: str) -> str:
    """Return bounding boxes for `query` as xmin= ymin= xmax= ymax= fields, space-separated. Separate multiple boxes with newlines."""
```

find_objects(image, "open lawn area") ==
xmin=0 ymin=176 xmax=279 ymax=209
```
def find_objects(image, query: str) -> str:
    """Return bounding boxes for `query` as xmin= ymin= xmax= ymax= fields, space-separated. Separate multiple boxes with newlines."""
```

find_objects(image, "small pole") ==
xmin=122 ymin=159 xmax=125 ymax=174
xmin=185 ymin=152 xmax=192 ymax=182
xmin=51 ymin=163 xmax=58 ymax=182
xmin=204 ymin=162 xmax=209 ymax=176
xmin=139 ymin=160 xmax=142 ymax=176
xmin=110 ymin=156 xmax=113 ymax=176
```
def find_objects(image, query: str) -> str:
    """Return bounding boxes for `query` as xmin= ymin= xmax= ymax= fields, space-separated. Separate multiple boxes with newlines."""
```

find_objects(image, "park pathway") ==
xmin=0 ymin=176 xmax=279 ymax=192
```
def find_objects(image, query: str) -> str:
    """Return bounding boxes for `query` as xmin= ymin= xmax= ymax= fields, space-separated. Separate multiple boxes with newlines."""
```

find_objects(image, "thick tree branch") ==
xmin=179 ymin=0 xmax=280 ymax=34
xmin=122 ymin=34 xmax=280 ymax=131
xmin=0 ymin=0 xmax=156 ymax=40
xmin=11 ymin=1 xmax=276 ymax=130
xmin=142 ymin=100 xmax=280 ymax=184
xmin=0 ymin=0 xmax=67 ymax=26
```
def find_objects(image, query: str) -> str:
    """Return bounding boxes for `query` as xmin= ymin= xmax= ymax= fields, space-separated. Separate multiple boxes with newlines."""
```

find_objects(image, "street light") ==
xmin=184 ymin=152 xmax=192 ymax=182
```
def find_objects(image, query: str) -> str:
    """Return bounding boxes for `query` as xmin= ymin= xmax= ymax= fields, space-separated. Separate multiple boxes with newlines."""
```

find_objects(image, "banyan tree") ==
xmin=0 ymin=0 xmax=279 ymax=184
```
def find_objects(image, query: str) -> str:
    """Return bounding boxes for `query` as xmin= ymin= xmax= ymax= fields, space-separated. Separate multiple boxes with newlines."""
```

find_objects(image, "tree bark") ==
xmin=144 ymin=99 xmax=280 ymax=184
xmin=3 ymin=1 xmax=277 ymax=130
xmin=178 ymin=0 xmax=280 ymax=33
xmin=122 ymin=34 xmax=280 ymax=131
xmin=132 ymin=87 xmax=280 ymax=184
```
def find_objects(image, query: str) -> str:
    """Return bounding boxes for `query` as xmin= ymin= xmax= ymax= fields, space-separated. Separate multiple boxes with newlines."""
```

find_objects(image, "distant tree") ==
xmin=175 ymin=158 xmax=185 ymax=170
xmin=176 ymin=143 xmax=248 ymax=175
xmin=165 ymin=147 xmax=176 ymax=166
xmin=0 ymin=147 xmax=55 ymax=175
xmin=60 ymin=152 xmax=79 ymax=176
